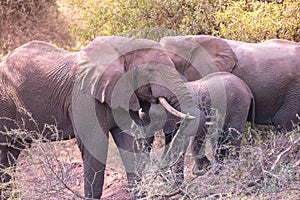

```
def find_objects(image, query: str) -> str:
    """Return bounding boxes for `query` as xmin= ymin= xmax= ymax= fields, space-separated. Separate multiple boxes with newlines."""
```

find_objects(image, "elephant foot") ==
xmin=192 ymin=156 xmax=211 ymax=176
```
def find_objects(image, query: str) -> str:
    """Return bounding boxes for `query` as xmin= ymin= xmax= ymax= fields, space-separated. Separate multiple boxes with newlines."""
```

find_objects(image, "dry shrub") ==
xmin=0 ymin=0 xmax=73 ymax=55
xmin=0 ymin=115 xmax=298 ymax=199
xmin=0 ymin=140 xmax=84 ymax=200
xmin=15 ymin=140 xmax=84 ymax=200
xmin=0 ymin=113 xmax=84 ymax=199
xmin=135 ymin=125 xmax=300 ymax=199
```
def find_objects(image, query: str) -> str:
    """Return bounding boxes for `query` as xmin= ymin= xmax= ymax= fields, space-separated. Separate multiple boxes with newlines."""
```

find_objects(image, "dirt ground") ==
xmin=15 ymin=130 xmax=175 ymax=200
xmin=16 ymin=139 xmax=132 ymax=200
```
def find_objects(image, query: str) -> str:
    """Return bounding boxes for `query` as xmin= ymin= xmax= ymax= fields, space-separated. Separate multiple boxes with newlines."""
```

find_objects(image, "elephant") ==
xmin=160 ymin=35 xmax=300 ymax=131
xmin=0 ymin=36 xmax=204 ymax=199
xmin=188 ymin=72 xmax=254 ymax=174
xmin=142 ymin=72 xmax=254 ymax=179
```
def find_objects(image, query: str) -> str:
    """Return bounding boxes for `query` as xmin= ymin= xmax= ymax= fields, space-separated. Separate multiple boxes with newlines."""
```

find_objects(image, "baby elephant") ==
xmin=190 ymin=72 xmax=254 ymax=175
xmin=142 ymin=72 xmax=254 ymax=179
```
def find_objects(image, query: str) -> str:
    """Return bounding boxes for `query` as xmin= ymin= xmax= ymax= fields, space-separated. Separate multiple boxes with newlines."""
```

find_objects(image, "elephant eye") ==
xmin=147 ymin=68 xmax=154 ymax=74
xmin=136 ymin=84 xmax=152 ymax=100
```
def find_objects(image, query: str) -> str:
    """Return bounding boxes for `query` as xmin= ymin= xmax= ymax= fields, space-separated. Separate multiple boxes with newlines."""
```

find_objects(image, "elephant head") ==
xmin=160 ymin=35 xmax=237 ymax=81
xmin=76 ymin=36 xmax=201 ymax=128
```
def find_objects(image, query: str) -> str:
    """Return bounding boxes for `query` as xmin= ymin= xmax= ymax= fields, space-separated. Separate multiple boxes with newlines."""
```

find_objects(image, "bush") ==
xmin=0 ymin=114 xmax=83 ymax=199
xmin=214 ymin=0 xmax=300 ymax=42
xmin=2 ymin=0 xmax=299 ymax=54
xmin=135 ymin=127 xmax=300 ymax=199
xmin=0 ymin=0 xmax=73 ymax=55
xmin=68 ymin=0 xmax=221 ymax=46
xmin=67 ymin=0 xmax=300 ymax=46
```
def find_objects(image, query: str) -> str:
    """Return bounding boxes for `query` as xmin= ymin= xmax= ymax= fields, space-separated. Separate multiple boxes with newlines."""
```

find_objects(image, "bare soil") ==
xmin=16 ymin=139 xmax=131 ymax=200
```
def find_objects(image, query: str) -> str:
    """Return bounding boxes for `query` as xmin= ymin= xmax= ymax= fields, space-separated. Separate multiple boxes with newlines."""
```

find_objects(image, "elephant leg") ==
xmin=163 ymin=126 xmax=184 ymax=184
xmin=110 ymin=127 xmax=145 ymax=199
xmin=163 ymin=127 xmax=189 ymax=185
xmin=216 ymin=113 xmax=247 ymax=162
xmin=191 ymin=129 xmax=211 ymax=175
xmin=76 ymin=137 xmax=108 ymax=199
xmin=143 ymin=135 xmax=154 ymax=153
xmin=0 ymin=147 xmax=21 ymax=199
xmin=273 ymin=101 xmax=300 ymax=131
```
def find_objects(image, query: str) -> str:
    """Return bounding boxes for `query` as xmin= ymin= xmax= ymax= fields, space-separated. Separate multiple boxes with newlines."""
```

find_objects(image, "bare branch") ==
xmin=271 ymin=137 xmax=300 ymax=171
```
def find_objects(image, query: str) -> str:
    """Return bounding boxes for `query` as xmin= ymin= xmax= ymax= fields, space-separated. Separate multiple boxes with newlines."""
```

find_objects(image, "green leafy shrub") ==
xmin=68 ymin=0 xmax=300 ymax=46
xmin=214 ymin=0 xmax=300 ymax=42
xmin=68 ymin=0 xmax=221 ymax=46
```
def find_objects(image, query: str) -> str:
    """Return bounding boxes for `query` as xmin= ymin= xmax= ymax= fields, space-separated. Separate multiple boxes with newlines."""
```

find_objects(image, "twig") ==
xmin=271 ymin=137 xmax=300 ymax=170
xmin=151 ymin=190 xmax=181 ymax=199
xmin=163 ymin=189 xmax=183 ymax=198
xmin=37 ymin=142 xmax=85 ymax=199
xmin=262 ymin=168 xmax=279 ymax=179
xmin=196 ymin=191 xmax=233 ymax=199
xmin=292 ymin=159 xmax=300 ymax=168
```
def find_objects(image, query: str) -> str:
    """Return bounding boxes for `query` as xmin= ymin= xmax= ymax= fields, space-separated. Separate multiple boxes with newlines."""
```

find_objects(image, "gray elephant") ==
xmin=189 ymin=72 xmax=254 ymax=174
xmin=160 ymin=35 xmax=300 ymax=131
xmin=0 ymin=36 xmax=204 ymax=199
xmin=143 ymin=72 xmax=254 ymax=178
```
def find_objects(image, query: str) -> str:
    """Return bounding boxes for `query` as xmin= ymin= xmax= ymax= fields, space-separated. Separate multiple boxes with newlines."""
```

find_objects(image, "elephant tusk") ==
xmin=158 ymin=97 xmax=196 ymax=119
xmin=205 ymin=121 xmax=214 ymax=126
xmin=138 ymin=108 xmax=145 ymax=119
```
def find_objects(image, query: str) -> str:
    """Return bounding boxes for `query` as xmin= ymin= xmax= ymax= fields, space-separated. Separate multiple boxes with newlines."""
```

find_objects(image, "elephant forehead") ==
xmin=160 ymin=36 xmax=200 ymax=57
xmin=87 ymin=36 xmax=162 ymax=55
xmin=135 ymin=64 xmax=179 ymax=79
xmin=125 ymin=50 xmax=175 ymax=69
xmin=82 ymin=36 xmax=172 ymax=69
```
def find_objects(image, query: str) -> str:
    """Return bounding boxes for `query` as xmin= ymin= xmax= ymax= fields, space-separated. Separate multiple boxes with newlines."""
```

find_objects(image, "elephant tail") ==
xmin=249 ymin=96 xmax=255 ymax=128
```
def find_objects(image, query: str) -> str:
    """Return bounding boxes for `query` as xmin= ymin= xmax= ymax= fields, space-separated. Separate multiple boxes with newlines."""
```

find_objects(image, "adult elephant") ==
xmin=160 ymin=35 xmax=300 ymax=130
xmin=0 ymin=36 xmax=203 ymax=199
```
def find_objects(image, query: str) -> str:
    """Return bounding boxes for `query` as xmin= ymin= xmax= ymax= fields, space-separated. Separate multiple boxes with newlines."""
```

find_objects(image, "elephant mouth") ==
xmin=158 ymin=97 xmax=195 ymax=119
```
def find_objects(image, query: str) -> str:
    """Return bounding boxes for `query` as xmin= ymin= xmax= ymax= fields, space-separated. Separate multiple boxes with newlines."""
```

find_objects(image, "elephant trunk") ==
xmin=151 ymin=72 xmax=204 ymax=136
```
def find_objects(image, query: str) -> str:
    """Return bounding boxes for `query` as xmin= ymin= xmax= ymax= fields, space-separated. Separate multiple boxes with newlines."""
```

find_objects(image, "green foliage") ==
xmin=68 ymin=0 xmax=300 ymax=46
xmin=68 ymin=0 xmax=220 ymax=46
xmin=214 ymin=0 xmax=300 ymax=42
xmin=1 ymin=0 xmax=299 ymax=54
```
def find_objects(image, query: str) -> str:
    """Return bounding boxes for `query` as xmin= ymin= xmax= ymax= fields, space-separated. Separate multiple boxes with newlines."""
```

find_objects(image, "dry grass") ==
xmin=135 ymin=126 xmax=299 ymax=199
xmin=0 ymin=0 xmax=73 ymax=55
xmin=0 ymin=119 xmax=299 ymax=199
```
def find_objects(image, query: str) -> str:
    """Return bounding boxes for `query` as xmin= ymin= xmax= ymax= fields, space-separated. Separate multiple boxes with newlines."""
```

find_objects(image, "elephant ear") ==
xmin=192 ymin=35 xmax=237 ymax=73
xmin=76 ymin=36 xmax=140 ymax=111
xmin=160 ymin=35 xmax=237 ymax=81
